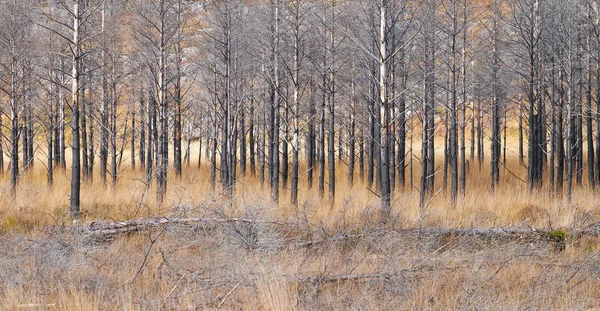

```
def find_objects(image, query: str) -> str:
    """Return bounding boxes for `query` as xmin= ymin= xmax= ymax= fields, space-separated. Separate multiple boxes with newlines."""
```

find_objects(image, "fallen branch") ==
xmin=45 ymin=217 xmax=285 ymax=237
xmin=298 ymin=271 xmax=408 ymax=285
xmin=44 ymin=217 xmax=600 ymax=248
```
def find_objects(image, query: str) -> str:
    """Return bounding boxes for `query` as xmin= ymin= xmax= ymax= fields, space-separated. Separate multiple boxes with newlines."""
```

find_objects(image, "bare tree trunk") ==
xmin=195 ymin=130 xmax=200 ymax=168
xmin=139 ymin=89 xmax=145 ymax=169
xmin=557 ymin=76 xmax=565 ymax=196
xmin=70 ymin=0 xmax=82 ymax=220
xmin=110 ymin=61 xmax=118 ymax=188
xmin=328 ymin=76 xmax=335 ymax=201
xmin=378 ymin=0 xmax=391 ymax=217
xmin=526 ymin=0 xmax=543 ymax=190
xmin=460 ymin=0 xmax=468 ymax=197
xmin=22 ymin=103 xmax=29 ymax=172
xmin=282 ymin=91 xmax=289 ymax=190
xmin=291 ymin=0 xmax=301 ymax=206
xmin=54 ymin=65 xmax=64 ymax=170
xmin=173 ymin=3 xmax=183 ymax=178
xmin=348 ymin=68 xmax=356 ymax=186
xmin=146 ymin=88 xmax=154 ymax=185
xmin=470 ymin=100 xmax=475 ymax=162
xmin=549 ymin=81 xmax=556 ymax=194
xmin=586 ymin=31 xmax=594 ymax=188
xmin=210 ymin=101 xmax=218 ymax=190
xmin=519 ymin=96 xmax=524 ymax=165
xmin=131 ymin=103 xmax=136 ymax=170
xmin=100 ymin=3 xmax=108 ymax=186
xmin=259 ymin=110 xmax=266 ymax=186
xmin=490 ymin=13 xmax=500 ymax=191
xmin=10 ymin=56 xmax=19 ymax=198
xmin=567 ymin=82 xmax=574 ymax=202
xmin=477 ymin=100 xmax=483 ymax=168
xmin=318 ymin=74 xmax=326 ymax=197
xmin=173 ymin=74 xmax=182 ymax=177
xmin=443 ymin=106 xmax=449 ymax=191
xmin=239 ymin=97 xmax=246 ymax=176
xmin=269 ymin=0 xmax=280 ymax=202
xmin=425 ymin=1 xmax=436 ymax=195
xmin=307 ymin=81 xmax=316 ymax=188
xmin=156 ymin=2 xmax=169 ymax=204
xmin=81 ymin=64 xmax=89 ymax=178
xmin=447 ymin=0 xmax=459 ymax=204
xmin=367 ymin=92 xmax=376 ymax=189
xmin=249 ymin=96 xmax=256 ymax=176
xmin=47 ymin=97 xmax=53 ymax=186
xmin=359 ymin=135 xmax=364 ymax=181
xmin=397 ymin=48 xmax=407 ymax=188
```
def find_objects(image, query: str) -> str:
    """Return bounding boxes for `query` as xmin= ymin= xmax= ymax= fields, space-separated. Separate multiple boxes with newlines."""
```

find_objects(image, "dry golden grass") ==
xmin=1 ymin=135 xmax=598 ymax=232
xmin=1 ymin=134 xmax=600 ymax=310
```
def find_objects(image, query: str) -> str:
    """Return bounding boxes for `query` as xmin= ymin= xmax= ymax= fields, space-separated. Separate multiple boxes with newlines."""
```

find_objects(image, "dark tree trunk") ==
xmin=0 ymin=111 xmax=4 ymax=176
xmin=307 ymin=82 xmax=316 ymax=188
xmin=47 ymin=103 xmax=53 ymax=186
xmin=477 ymin=100 xmax=484 ymax=168
xmin=367 ymin=98 xmax=376 ymax=190
xmin=519 ymin=98 xmax=524 ymax=165
xmin=131 ymin=107 xmax=136 ymax=170
xmin=249 ymin=98 xmax=256 ymax=176
xmin=348 ymin=74 xmax=356 ymax=186
xmin=139 ymin=89 xmax=145 ymax=169
xmin=557 ymin=77 xmax=565 ymax=196
xmin=110 ymin=70 xmax=118 ymax=188
xmin=259 ymin=111 xmax=266 ymax=186
xmin=174 ymin=74 xmax=182 ymax=178
xmin=282 ymin=97 xmax=289 ymax=190
xmin=146 ymin=88 xmax=155 ymax=185
xmin=9 ymin=57 xmax=19 ymax=197
xmin=318 ymin=75 xmax=326 ymax=197
xmin=269 ymin=0 xmax=280 ymax=202
xmin=100 ymin=76 xmax=109 ymax=186
xmin=359 ymin=135 xmax=365 ymax=181
xmin=240 ymin=98 xmax=247 ymax=175
xmin=397 ymin=49 xmax=407 ymax=188
xmin=81 ymin=69 xmax=89 ymax=178
xmin=328 ymin=77 xmax=335 ymax=200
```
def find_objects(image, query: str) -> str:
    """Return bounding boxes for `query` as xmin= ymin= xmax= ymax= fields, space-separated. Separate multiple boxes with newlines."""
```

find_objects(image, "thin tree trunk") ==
xmin=81 ymin=66 xmax=89 ymax=178
xmin=10 ymin=56 xmax=18 ymax=198
xmin=131 ymin=105 xmax=136 ymax=170
xmin=519 ymin=97 xmax=524 ymax=165
xmin=307 ymin=82 xmax=315 ymax=188
xmin=146 ymin=88 xmax=154 ymax=185
xmin=291 ymin=2 xmax=301 ymax=206
xmin=348 ymin=69 xmax=356 ymax=186
xmin=259 ymin=110 xmax=266 ymax=186
xmin=70 ymin=0 xmax=82 ymax=220
xmin=249 ymin=97 xmax=256 ymax=176
xmin=269 ymin=0 xmax=280 ymax=202
xmin=139 ymin=89 xmax=145 ymax=169
xmin=318 ymin=74 xmax=326 ymax=197
xmin=459 ymin=0 xmax=467 ymax=197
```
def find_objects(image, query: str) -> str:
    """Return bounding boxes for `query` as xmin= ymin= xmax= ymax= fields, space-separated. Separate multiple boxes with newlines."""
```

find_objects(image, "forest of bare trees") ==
xmin=2 ymin=0 xmax=600 ymax=220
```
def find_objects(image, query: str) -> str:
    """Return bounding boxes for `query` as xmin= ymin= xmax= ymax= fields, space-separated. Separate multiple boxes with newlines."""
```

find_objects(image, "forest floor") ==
xmin=2 ymin=144 xmax=600 ymax=309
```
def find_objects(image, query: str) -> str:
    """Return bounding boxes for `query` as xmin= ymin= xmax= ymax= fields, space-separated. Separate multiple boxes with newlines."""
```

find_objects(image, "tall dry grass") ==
xmin=1 ymin=133 xmax=598 ymax=233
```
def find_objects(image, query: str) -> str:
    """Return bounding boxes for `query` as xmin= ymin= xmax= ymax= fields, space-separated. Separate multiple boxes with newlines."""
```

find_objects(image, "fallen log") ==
xmin=43 ymin=216 xmax=600 ymax=249
xmin=44 ymin=217 xmax=285 ymax=237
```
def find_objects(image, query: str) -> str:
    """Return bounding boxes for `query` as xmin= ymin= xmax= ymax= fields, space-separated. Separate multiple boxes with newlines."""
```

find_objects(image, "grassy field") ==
xmin=2 ymin=143 xmax=599 ymax=232
xmin=1 ymin=137 xmax=600 ymax=310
